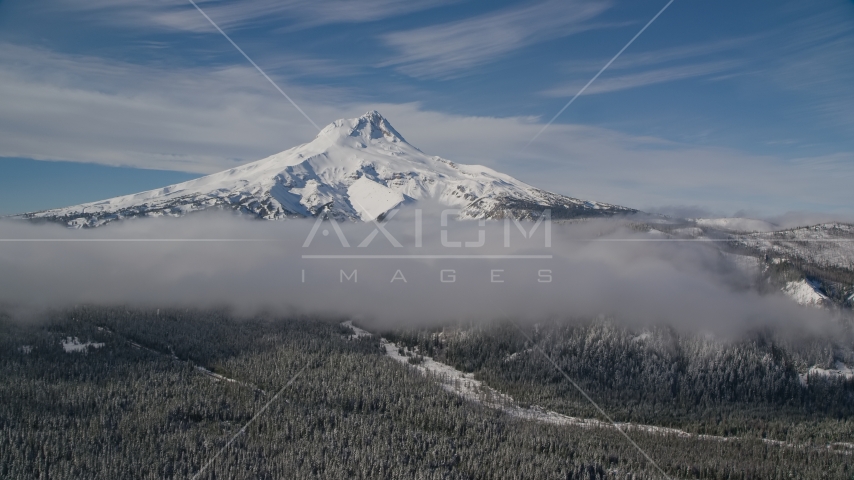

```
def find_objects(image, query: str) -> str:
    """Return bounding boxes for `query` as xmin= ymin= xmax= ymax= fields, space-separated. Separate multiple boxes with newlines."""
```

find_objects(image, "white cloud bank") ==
xmin=0 ymin=214 xmax=838 ymax=338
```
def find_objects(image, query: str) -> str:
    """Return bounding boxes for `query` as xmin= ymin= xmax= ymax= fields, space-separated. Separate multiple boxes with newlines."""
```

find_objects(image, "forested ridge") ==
xmin=383 ymin=319 xmax=854 ymax=445
xmin=1 ymin=308 xmax=852 ymax=479
xmin=648 ymin=220 xmax=854 ymax=306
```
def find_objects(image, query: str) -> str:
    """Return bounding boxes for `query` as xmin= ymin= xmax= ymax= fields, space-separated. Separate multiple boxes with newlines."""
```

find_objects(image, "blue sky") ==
xmin=0 ymin=0 xmax=852 ymax=217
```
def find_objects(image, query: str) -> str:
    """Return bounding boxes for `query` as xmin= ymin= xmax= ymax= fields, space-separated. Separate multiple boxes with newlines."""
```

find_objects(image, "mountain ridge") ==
xmin=18 ymin=111 xmax=635 ymax=227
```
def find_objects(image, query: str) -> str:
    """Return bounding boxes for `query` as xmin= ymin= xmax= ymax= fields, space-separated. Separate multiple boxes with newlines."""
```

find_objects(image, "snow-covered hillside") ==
xmin=731 ymin=223 xmax=854 ymax=270
xmin=18 ymin=111 xmax=633 ymax=227
xmin=695 ymin=217 xmax=776 ymax=232
xmin=782 ymin=279 xmax=828 ymax=307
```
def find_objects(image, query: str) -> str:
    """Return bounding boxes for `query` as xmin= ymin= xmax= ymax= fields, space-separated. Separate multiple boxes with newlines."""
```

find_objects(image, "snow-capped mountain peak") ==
xmin=19 ymin=111 xmax=635 ymax=227
xmin=321 ymin=109 xmax=408 ymax=145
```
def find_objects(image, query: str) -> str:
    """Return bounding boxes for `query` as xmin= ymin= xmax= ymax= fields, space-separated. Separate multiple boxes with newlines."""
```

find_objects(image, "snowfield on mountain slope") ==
xmin=783 ymin=279 xmax=828 ymax=307
xmin=346 ymin=177 xmax=405 ymax=221
xmin=18 ymin=111 xmax=633 ymax=227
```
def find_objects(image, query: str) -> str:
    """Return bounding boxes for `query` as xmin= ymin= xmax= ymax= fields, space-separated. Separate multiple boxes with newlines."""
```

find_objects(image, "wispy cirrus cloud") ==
xmin=565 ymin=37 xmax=757 ymax=72
xmin=380 ymin=0 xmax=613 ymax=79
xmin=43 ymin=0 xmax=462 ymax=31
xmin=766 ymin=1 xmax=854 ymax=132
xmin=542 ymin=60 xmax=742 ymax=97
xmin=540 ymin=37 xmax=753 ymax=97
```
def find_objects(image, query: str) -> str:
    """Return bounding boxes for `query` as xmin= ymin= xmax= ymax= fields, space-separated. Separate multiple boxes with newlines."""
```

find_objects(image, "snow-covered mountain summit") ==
xmin=20 ymin=111 xmax=634 ymax=227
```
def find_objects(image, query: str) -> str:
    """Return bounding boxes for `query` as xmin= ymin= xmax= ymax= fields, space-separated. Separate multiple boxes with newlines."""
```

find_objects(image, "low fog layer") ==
xmin=0 ymin=211 xmax=837 ymax=335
